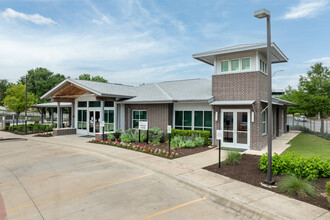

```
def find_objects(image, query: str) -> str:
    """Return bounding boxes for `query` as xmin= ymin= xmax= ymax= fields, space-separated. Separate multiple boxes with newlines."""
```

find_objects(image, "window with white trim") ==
xmin=221 ymin=61 xmax=229 ymax=72
xmin=104 ymin=110 xmax=114 ymax=132
xmin=231 ymin=59 xmax=239 ymax=71
xmin=175 ymin=111 xmax=192 ymax=130
xmin=194 ymin=111 xmax=212 ymax=134
xmin=78 ymin=110 xmax=87 ymax=130
xmin=132 ymin=110 xmax=147 ymax=129
xmin=242 ymin=58 xmax=250 ymax=70
xmin=262 ymin=110 xmax=267 ymax=134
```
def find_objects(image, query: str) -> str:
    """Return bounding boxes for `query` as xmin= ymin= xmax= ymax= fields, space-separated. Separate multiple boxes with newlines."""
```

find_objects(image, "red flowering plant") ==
xmin=34 ymin=132 xmax=53 ymax=137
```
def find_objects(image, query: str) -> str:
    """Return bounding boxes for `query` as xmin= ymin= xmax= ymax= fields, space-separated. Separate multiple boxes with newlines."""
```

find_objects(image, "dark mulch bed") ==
xmin=204 ymin=154 xmax=329 ymax=210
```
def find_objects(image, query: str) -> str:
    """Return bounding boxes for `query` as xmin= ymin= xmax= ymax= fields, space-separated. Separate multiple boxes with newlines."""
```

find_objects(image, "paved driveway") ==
xmin=0 ymin=137 xmax=243 ymax=220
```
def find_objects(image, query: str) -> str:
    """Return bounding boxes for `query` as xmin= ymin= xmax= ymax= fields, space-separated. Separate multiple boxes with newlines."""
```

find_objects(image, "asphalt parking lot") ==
xmin=0 ymin=137 xmax=244 ymax=220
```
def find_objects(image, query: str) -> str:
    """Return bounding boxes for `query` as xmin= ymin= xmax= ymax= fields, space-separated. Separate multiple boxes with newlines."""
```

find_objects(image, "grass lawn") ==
xmin=285 ymin=133 xmax=330 ymax=159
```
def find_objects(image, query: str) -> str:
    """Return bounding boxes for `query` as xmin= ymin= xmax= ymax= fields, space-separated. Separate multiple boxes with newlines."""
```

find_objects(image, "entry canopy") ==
xmin=33 ymin=102 xmax=72 ymax=108
xmin=261 ymin=98 xmax=297 ymax=106
xmin=192 ymin=42 xmax=288 ymax=66
xmin=210 ymin=100 xmax=255 ymax=105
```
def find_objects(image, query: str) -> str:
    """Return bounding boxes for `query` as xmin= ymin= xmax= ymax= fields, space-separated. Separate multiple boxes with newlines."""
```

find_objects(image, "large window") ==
xmin=132 ymin=110 xmax=147 ymax=129
xmin=260 ymin=59 xmax=267 ymax=74
xmin=105 ymin=101 xmax=114 ymax=107
xmin=78 ymin=101 xmax=87 ymax=107
xmin=262 ymin=110 xmax=267 ymax=134
xmin=231 ymin=60 xmax=239 ymax=71
xmin=78 ymin=110 xmax=87 ymax=130
xmin=194 ymin=111 xmax=212 ymax=133
xmin=242 ymin=58 xmax=250 ymax=70
xmin=175 ymin=111 xmax=192 ymax=130
xmin=104 ymin=110 xmax=114 ymax=132
xmin=221 ymin=61 xmax=229 ymax=72
xmin=89 ymin=101 xmax=101 ymax=107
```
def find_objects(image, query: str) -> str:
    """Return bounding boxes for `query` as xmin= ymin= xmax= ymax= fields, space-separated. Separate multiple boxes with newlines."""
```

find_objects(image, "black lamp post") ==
xmin=25 ymin=75 xmax=27 ymax=134
xmin=254 ymin=8 xmax=275 ymax=185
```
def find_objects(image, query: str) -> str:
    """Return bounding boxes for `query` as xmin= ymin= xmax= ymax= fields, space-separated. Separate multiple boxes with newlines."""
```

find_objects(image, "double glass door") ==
xmin=221 ymin=110 xmax=250 ymax=148
xmin=89 ymin=111 xmax=100 ymax=134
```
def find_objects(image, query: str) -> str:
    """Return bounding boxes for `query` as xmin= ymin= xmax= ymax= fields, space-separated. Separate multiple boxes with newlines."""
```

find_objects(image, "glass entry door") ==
xmin=89 ymin=111 xmax=100 ymax=134
xmin=221 ymin=109 xmax=250 ymax=148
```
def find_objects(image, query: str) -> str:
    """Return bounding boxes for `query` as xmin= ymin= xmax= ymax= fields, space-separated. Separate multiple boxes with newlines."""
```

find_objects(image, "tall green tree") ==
xmin=3 ymin=83 xmax=36 ymax=125
xmin=0 ymin=79 xmax=13 ymax=105
xmin=283 ymin=63 xmax=330 ymax=132
xmin=280 ymin=86 xmax=302 ymax=114
xmin=297 ymin=63 xmax=330 ymax=132
xmin=78 ymin=73 xmax=108 ymax=83
xmin=19 ymin=68 xmax=66 ymax=102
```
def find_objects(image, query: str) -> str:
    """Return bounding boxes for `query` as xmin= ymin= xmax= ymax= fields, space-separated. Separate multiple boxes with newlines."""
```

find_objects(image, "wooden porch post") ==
xmin=57 ymin=102 xmax=60 ymax=129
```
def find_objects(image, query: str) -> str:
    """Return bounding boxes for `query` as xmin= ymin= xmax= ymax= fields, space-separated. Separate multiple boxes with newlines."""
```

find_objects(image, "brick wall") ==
xmin=125 ymin=103 xmax=171 ymax=133
xmin=212 ymin=71 xmax=274 ymax=150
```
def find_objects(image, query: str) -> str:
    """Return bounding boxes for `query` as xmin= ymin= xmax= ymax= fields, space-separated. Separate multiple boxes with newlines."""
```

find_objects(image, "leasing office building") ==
xmin=41 ymin=43 xmax=295 ymax=150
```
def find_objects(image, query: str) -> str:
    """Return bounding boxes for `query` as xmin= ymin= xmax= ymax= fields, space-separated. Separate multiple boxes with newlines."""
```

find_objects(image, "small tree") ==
xmin=3 ymin=84 xmax=36 ymax=125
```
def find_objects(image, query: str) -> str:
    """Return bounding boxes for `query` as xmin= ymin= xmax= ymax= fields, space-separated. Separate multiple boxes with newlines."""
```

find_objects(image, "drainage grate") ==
xmin=216 ymin=147 xmax=247 ymax=152
xmin=0 ymin=138 xmax=27 ymax=142
xmin=79 ymin=135 xmax=94 ymax=138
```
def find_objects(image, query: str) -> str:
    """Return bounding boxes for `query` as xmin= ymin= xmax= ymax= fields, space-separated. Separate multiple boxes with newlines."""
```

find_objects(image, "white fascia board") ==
xmin=41 ymin=78 xmax=103 ymax=100
xmin=41 ymin=79 xmax=71 ymax=100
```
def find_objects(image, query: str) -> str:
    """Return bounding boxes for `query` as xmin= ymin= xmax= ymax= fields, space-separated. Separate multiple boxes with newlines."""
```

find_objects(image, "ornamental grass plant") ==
xmin=223 ymin=151 xmax=242 ymax=165
xmin=277 ymin=175 xmax=317 ymax=198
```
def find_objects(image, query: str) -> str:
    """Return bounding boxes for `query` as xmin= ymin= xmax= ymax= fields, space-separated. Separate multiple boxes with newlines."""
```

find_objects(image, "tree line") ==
xmin=1 ymin=67 xmax=108 ymax=124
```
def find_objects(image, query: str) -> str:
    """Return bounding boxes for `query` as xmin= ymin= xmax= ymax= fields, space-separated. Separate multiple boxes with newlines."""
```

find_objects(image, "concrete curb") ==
xmin=35 ymin=139 xmax=284 ymax=220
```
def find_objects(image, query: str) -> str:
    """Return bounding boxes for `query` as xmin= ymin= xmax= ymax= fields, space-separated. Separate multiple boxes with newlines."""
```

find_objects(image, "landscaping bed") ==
xmin=204 ymin=154 xmax=329 ymax=210
xmin=4 ymin=124 xmax=55 ymax=135
xmin=89 ymin=139 xmax=211 ymax=159
xmin=34 ymin=132 xmax=53 ymax=137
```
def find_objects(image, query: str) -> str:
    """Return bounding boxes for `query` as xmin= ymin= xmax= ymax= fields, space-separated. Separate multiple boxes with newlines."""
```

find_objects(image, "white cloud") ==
xmin=0 ymin=8 xmax=56 ymax=25
xmin=308 ymin=57 xmax=330 ymax=66
xmin=92 ymin=15 xmax=113 ymax=25
xmin=283 ymin=0 xmax=328 ymax=19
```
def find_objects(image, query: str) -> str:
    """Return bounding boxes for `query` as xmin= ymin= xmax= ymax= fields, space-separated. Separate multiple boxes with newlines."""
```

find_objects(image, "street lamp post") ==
xmin=25 ymin=75 xmax=27 ymax=134
xmin=272 ymin=69 xmax=284 ymax=77
xmin=254 ymin=8 xmax=275 ymax=185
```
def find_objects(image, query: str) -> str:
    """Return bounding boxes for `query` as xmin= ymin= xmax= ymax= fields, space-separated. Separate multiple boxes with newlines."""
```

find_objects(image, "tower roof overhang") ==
xmin=192 ymin=42 xmax=288 ymax=66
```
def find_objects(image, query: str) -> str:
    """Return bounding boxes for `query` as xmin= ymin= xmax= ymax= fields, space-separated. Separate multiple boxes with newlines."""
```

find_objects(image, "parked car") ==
xmin=295 ymin=115 xmax=307 ymax=122
xmin=298 ymin=116 xmax=307 ymax=122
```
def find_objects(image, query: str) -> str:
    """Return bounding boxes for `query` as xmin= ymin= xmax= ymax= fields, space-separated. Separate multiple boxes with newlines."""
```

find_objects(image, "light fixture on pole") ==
xmin=254 ymin=8 xmax=275 ymax=185
xmin=272 ymin=69 xmax=283 ymax=77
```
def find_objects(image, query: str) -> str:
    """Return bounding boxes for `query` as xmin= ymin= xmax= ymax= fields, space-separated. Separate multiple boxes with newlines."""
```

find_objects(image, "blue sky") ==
xmin=0 ymin=0 xmax=329 ymax=90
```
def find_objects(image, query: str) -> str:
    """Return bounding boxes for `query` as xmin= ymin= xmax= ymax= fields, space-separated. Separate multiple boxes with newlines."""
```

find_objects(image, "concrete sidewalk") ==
xmin=1 ymin=131 xmax=328 ymax=220
xmin=244 ymin=130 xmax=301 ymax=156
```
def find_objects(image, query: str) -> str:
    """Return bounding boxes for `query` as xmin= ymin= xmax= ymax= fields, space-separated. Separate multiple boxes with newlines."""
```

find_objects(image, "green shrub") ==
xmin=185 ymin=139 xmax=196 ymax=148
xmin=113 ymin=129 xmax=122 ymax=140
xmin=4 ymin=126 xmax=9 ymax=131
xmin=194 ymin=136 xmax=204 ymax=147
xmin=148 ymin=127 xmax=163 ymax=145
xmin=107 ymin=132 xmax=116 ymax=141
xmin=120 ymin=129 xmax=133 ymax=143
xmin=259 ymin=152 xmax=330 ymax=180
xmin=326 ymin=182 xmax=330 ymax=196
xmin=171 ymin=129 xmax=210 ymax=145
xmin=277 ymin=175 xmax=317 ymax=198
xmin=223 ymin=151 xmax=242 ymax=165
xmin=171 ymin=136 xmax=185 ymax=150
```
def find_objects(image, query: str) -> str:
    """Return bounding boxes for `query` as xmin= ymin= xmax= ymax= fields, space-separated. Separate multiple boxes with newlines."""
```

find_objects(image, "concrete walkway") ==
xmin=244 ymin=130 xmax=301 ymax=156
xmin=0 ymin=131 xmax=328 ymax=220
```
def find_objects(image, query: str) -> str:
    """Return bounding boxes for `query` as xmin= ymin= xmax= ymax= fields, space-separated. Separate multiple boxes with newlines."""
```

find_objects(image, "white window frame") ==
xmin=132 ymin=110 xmax=147 ymax=129
xmin=231 ymin=59 xmax=240 ymax=71
xmin=262 ymin=110 xmax=267 ymax=135
xmin=194 ymin=110 xmax=212 ymax=131
xmin=241 ymin=57 xmax=251 ymax=70
xmin=221 ymin=60 xmax=229 ymax=72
